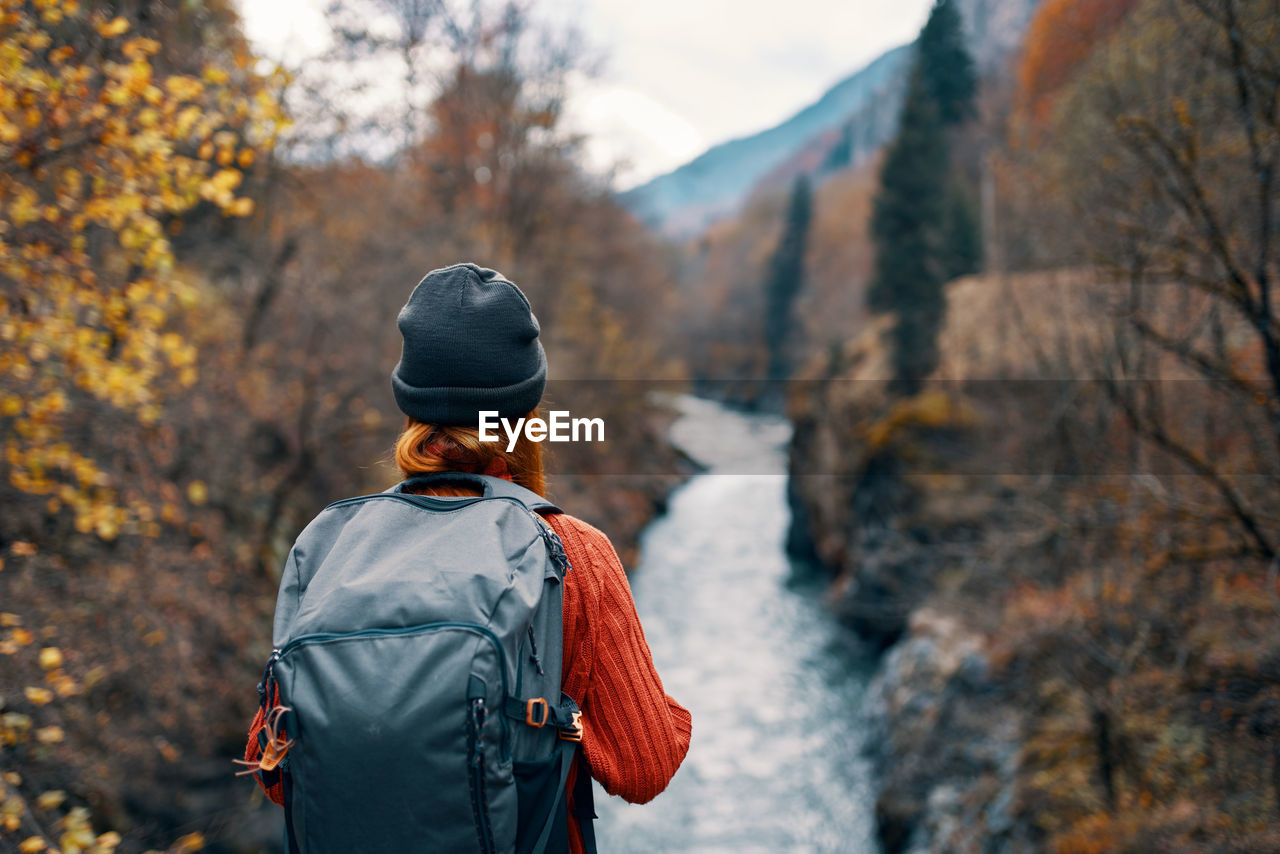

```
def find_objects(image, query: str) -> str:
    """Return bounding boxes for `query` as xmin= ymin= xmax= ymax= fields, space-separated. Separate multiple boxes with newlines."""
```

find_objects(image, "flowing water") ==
xmin=592 ymin=396 xmax=881 ymax=854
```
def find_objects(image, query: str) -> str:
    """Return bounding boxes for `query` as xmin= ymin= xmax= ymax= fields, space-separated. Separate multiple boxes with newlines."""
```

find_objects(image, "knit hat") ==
xmin=391 ymin=263 xmax=547 ymax=425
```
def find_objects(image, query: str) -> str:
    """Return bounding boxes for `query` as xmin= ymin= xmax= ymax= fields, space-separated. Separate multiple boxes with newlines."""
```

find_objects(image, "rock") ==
xmin=863 ymin=607 xmax=1025 ymax=854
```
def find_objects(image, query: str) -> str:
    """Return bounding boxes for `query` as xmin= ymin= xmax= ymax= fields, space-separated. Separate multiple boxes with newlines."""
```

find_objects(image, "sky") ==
xmin=236 ymin=0 xmax=935 ymax=189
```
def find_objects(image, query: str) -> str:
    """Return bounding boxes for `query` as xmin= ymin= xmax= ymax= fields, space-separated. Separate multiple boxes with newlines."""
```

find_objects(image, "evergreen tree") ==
xmin=764 ymin=174 xmax=813 ymax=384
xmin=867 ymin=0 xmax=979 ymax=393
xmin=822 ymin=123 xmax=854 ymax=173
xmin=917 ymin=0 xmax=977 ymax=126
xmin=943 ymin=181 xmax=982 ymax=280
xmin=868 ymin=70 xmax=950 ymax=390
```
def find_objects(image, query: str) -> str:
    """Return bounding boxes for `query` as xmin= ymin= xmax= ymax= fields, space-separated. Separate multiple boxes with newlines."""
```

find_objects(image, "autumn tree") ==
xmin=226 ymin=0 xmax=676 ymax=554
xmin=0 ymin=2 xmax=291 ymax=848
xmin=1051 ymin=0 xmax=1280 ymax=551
xmin=993 ymin=0 xmax=1280 ymax=843
xmin=1016 ymin=0 xmax=1144 ymax=129
xmin=0 ymin=1 xmax=283 ymax=540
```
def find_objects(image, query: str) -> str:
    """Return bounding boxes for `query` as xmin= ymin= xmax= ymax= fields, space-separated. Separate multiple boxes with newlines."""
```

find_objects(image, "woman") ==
xmin=245 ymin=262 xmax=692 ymax=854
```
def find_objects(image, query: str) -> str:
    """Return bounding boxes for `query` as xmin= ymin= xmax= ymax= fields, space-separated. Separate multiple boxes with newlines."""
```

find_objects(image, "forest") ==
xmin=1 ymin=0 xmax=1278 ymax=852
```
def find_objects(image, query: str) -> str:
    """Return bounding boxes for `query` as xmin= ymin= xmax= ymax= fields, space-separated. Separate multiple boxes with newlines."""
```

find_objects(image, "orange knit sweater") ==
xmin=244 ymin=509 xmax=692 ymax=854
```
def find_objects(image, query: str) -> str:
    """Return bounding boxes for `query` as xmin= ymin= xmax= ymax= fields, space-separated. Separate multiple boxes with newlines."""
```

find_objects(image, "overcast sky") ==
xmin=236 ymin=0 xmax=935 ymax=188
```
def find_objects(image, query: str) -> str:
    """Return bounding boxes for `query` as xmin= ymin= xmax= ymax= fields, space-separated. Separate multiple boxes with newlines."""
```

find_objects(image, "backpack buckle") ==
xmin=559 ymin=710 xmax=583 ymax=742
xmin=525 ymin=697 xmax=549 ymax=728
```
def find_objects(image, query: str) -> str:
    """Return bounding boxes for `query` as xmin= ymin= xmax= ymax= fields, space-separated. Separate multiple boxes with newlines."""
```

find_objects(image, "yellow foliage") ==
xmin=95 ymin=17 xmax=129 ymax=38
xmin=59 ymin=806 xmax=96 ymax=852
xmin=864 ymin=389 xmax=977 ymax=451
xmin=47 ymin=669 xmax=79 ymax=697
xmin=185 ymin=480 xmax=207 ymax=505
xmin=1 ymin=711 xmax=33 ymax=745
xmin=3 ymin=795 xmax=22 ymax=831
xmin=23 ymin=686 xmax=53 ymax=705
xmin=171 ymin=831 xmax=205 ymax=852
xmin=225 ymin=196 xmax=254 ymax=217
xmin=34 ymin=790 xmax=65 ymax=810
xmin=0 ymin=3 xmax=285 ymax=538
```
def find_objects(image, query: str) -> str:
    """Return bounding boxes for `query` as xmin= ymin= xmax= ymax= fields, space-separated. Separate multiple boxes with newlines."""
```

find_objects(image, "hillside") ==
xmin=621 ymin=45 xmax=910 ymax=237
xmin=784 ymin=0 xmax=1280 ymax=848
xmin=623 ymin=0 xmax=1043 ymax=237
xmin=787 ymin=267 xmax=1280 ymax=852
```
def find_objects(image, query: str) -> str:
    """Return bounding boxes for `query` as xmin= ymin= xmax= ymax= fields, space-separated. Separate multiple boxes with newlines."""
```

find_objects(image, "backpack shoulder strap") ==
xmin=389 ymin=471 xmax=560 ymax=513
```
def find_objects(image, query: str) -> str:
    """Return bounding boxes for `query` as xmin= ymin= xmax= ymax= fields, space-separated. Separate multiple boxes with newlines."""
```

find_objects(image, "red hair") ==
xmin=393 ymin=409 xmax=546 ymax=498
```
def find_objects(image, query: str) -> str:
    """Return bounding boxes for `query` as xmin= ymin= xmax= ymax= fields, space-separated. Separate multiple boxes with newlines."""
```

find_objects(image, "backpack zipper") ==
xmin=274 ymin=621 xmax=509 ymax=852
xmin=467 ymin=696 xmax=497 ymax=854
xmin=538 ymin=525 xmax=571 ymax=573
xmin=526 ymin=625 xmax=545 ymax=676
xmin=258 ymin=648 xmax=282 ymax=705
xmin=324 ymin=492 xmax=526 ymax=513
xmin=325 ymin=494 xmax=571 ymax=575
xmin=272 ymin=621 xmax=512 ymax=753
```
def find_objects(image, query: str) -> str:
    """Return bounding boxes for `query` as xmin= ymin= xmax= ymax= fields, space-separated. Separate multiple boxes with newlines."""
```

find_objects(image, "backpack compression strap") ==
xmin=390 ymin=471 xmax=560 ymax=513
xmin=502 ymin=693 xmax=588 ymax=854
xmin=503 ymin=693 xmax=582 ymax=738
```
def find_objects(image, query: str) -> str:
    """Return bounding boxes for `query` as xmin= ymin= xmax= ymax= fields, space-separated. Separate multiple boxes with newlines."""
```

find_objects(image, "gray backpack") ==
xmin=252 ymin=472 xmax=592 ymax=854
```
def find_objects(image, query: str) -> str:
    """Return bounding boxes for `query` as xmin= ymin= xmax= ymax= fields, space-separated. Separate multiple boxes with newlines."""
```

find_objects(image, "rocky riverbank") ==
xmin=865 ymin=609 xmax=1024 ymax=854
xmin=785 ymin=295 xmax=1032 ymax=851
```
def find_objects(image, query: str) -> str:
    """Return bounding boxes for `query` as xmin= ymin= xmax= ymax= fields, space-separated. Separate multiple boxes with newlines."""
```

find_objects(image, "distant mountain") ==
xmin=621 ymin=0 xmax=1042 ymax=237
xmin=752 ymin=65 xmax=909 ymax=201
xmin=620 ymin=45 xmax=911 ymax=238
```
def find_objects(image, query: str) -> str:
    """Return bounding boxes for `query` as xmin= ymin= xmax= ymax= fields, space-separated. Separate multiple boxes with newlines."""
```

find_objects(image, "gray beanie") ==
xmin=391 ymin=263 xmax=547 ymax=425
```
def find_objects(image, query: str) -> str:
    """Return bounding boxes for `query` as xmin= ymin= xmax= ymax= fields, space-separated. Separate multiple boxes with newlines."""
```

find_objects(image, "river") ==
xmin=592 ymin=396 xmax=881 ymax=854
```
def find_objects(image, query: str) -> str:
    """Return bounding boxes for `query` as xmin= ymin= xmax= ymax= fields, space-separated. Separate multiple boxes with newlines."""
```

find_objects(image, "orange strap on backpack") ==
xmin=242 ymin=684 xmax=287 ymax=805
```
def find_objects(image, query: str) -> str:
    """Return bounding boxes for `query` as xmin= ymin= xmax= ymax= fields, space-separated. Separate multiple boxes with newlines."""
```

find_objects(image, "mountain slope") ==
xmin=621 ymin=0 xmax=1043 ymax=238
xmin=620 ymin=44 xmax=911 ymax=237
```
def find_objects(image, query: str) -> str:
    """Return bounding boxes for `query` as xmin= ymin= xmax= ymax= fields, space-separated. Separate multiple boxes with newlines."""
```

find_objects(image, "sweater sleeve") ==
xmin=549 ymin=512 xmax=693 ymax=804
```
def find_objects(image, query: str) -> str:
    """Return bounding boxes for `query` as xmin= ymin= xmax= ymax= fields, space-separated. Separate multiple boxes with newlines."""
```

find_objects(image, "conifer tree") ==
xmin=917 ymin=0 xmax=977 ymax=126
xmin=765 ymin=174 xmax=813 ymax=384
xmin=943 ymin=181 xmax=982 ymax=280
xmin=867 ymin=0 xmax=978 ymax=392
xmin=869 ymin=70 xmax=950 ymax=389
